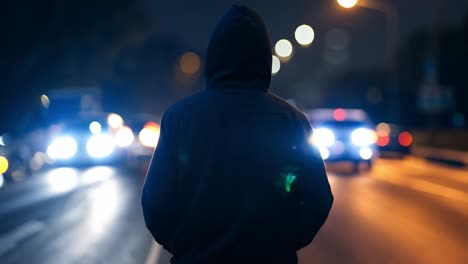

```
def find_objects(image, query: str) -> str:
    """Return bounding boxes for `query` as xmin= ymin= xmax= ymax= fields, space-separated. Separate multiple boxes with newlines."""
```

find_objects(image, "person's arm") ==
xmin=295 ymin=120 xmax=334 ymax=250
xmin=141 ymin=113 xmax=178 ymax=252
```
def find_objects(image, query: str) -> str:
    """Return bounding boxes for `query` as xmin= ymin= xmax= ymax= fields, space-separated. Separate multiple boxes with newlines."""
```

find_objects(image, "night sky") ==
xmin=3 ymin=0 xmax=468 ymax=132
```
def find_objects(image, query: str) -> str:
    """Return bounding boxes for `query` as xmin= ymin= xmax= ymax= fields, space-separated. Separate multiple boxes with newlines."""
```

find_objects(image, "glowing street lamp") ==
xmin=337 ymin=0 xmax=358 ymax=8
xmin=275 ymin=39 xmax=293 ymax=59
xmin=337 ymin=0 xmax=400 ymax=122
xmin=295 ymin=24 xmax=315 ymax=47
xmin=179 ymin=52 xmax=201 ymax=75
xmin=271 ymin=55 xmax=281 ymax=75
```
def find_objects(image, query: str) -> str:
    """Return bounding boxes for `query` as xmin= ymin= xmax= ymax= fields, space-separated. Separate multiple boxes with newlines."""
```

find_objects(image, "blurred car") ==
xmin=375 ymin=122 xmax=413 ymax=157
xmin=45 ymin=113 xmax=126 ymax=166
xmin=305 ymin=108 xmax=378 ymax=172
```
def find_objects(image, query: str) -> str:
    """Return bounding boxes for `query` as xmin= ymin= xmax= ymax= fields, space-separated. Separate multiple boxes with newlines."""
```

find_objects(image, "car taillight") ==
xmin=398 ymin=131 xmax=412 ymax=147
xmin=377 ymin=135 xmax=390 ymax=147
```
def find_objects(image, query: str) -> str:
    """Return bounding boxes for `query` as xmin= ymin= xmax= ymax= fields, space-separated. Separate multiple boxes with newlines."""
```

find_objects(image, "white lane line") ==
xmin=0 ymin=220 xmax=45 ymax=256
xmin=145 ymin=240 xmax=162 ymax=264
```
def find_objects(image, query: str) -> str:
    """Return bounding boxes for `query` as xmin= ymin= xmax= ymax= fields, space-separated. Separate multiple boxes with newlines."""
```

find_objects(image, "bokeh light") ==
xmin=333 ymin=108 xmax=346 ymax=121
xmin=115 ymin=126 xmax=134 ymax=147
xmin=139 ymin=122 xmax=160 ymax=148
xmin=86 ymin=134 xmax=115 ymax=158
xmin=41 ymin=94 xmax=50 ymax=109
xmin=359 ymin=147 xmax=373 ymax=160
xmin=338 ymin=0 xmax=358 ymax=8
xmin=89 ymin=121 xmax=102 ymax=135
xmin=107 ymin=113 xmax=124 ymax=129
xmin=377 ymin=134 xmax=390 ymax=147
xmin=399 ymin=132 xmax=413 ymax=147
xmin=0 ymin=156 xmax=9 ymax=175
xmin=179 ymin=52 xmax=201 ymax=75
xmin=272 ymin=55 xmax=281 ymax=75
xmin=376 ymin=122 xmax=391 ymax=136
xmin=275 ymin=39 xmax=293 ymax=58
xmin=295 ymin=24 xmax=315 ymax=46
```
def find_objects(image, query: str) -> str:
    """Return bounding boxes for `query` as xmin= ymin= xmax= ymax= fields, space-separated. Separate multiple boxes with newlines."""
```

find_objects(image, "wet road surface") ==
xmin=0 ymin=157 xmax=466 ymax=264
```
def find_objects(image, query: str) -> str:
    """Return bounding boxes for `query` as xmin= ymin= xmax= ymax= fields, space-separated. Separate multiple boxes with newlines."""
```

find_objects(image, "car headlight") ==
xmin=351 ymin=128 xmax=377 ymax=147
xmin=115 ymin=126 xmax=134 ymax=147
xmin=87 ymin=134 xmax=115 ymax=158
xmin=309 ymin=128 xmax=335 ymax=147
xmin=319 ymin=148 xmax=330 ymax=160
xmin=47 ymin=136 xmax=78 ymax=160
xmin=138 ymin=127 xmax=160 ymax=148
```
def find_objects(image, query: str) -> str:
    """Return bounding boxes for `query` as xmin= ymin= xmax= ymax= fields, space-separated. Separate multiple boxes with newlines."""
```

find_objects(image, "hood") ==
xmin=205 ymin=5 xmax=272 ymax=91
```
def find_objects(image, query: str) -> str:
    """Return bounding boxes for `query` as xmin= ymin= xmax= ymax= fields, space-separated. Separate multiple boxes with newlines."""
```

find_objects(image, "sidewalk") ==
xmin=412 ymin=146 xmax=468 ymax=167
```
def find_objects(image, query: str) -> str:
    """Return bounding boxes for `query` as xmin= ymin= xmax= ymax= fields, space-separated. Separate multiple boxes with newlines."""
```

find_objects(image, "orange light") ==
xmin=377 ymin=135 xmax=390 ymax=147
xmin=179 ymin=52 xmax=201 ymax=75
xmin=398 ymin=131 xmax=413 ymax=147
xmin=139 ymin=121 xmax=161 ymax=148
xmin=144 ymin=122 xmax=160 ymax=130
xmin=376 ymin=122 xmax=391 ymax=135
xmin=333 ymin=108 xmax=346 ymax=121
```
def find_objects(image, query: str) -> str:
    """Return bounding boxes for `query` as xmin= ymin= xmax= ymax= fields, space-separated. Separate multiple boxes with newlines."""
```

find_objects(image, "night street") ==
xmin=0 ymin=158 xmax=466 ymax=264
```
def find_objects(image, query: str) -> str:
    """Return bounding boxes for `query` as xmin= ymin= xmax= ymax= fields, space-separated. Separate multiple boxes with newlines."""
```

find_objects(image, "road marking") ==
xmin=0 ymin=220 xmax=45 ymax=256
xmin=145 ymin=240 xmax=162 ymax=264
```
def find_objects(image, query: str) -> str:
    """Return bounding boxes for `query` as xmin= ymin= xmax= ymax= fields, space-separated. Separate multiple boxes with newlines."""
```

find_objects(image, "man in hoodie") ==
xmin=142 ymin=5 xmax=333 ymax=264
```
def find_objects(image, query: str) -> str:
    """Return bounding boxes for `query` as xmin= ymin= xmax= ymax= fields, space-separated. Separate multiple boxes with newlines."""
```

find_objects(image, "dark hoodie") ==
xmin=142 ymin=5 xmax=333 ymax=264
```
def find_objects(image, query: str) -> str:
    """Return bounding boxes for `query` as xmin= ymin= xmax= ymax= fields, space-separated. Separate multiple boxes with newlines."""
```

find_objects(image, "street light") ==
xmin=179 ymin=51 xmax=201 ymax=75
xmin=295 ymin=24 xmax=315 ymax=47
xmin=272 ymin=55 xmax=281 ymax=75
xmin=337 ymin=0 xmax=400 ymax=122
xmin=275 ymin=39 xmax=293 ymax=60
xmin=337 ymin=0 xmax=358 ymax=8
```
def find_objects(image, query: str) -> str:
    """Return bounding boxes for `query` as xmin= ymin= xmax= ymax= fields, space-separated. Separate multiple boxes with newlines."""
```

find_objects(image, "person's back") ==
xmin=142 ymin=5 xmax=333 ymax=264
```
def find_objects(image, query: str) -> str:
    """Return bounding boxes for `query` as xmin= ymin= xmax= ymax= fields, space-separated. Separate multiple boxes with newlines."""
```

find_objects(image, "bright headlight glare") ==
xmin=360 ymin=147 xmax=373 ymax=160
xmin=319 ymin=147 xmax=330 ymax=160
xmin=310 ymin=128 xmax=335 ymax=147
xmin=47 ymin=136 xmax=77 ymax=160
xmin=351 ymin=128 xmax=377 ymax=147
xmin=138 ymin=127 xmax=160 ymax=148
xmin=87 ymin=134 xmax=115 ymax=158
xmin=116 ymin=126 xmax=134 ymax=147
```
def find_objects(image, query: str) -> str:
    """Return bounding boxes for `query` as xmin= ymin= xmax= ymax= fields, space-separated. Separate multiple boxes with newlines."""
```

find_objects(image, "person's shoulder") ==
xmin=267 ymin=93 xmax=308 ymax=119
xmin=162 ymin=90 xmax=208 ymax=120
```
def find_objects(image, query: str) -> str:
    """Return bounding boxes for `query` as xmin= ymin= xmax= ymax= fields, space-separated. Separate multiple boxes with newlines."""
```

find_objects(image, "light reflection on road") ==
xmin=46 ymin=166 xmax=116 ymax=194
xmin=82 ymin=166 xmax=114 ymax=184
xmin=88 ymin=179 xmax=120 ymax=235
xmin=46 ymin=168 xmax=79 ymax=193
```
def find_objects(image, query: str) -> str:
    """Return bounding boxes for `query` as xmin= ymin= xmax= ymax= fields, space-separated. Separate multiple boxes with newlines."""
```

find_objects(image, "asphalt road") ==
xmin=0 ymin=157 xmax=466 ymax=264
